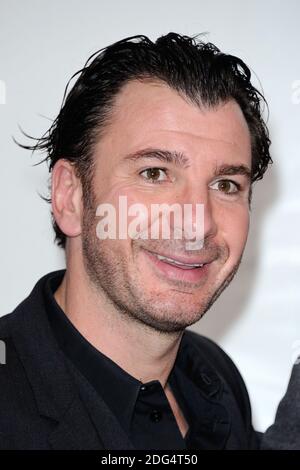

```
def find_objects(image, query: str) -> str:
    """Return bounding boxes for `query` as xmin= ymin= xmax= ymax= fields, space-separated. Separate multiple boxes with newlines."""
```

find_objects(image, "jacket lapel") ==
xmin=63 ymin=357 xmax=135 ymax=450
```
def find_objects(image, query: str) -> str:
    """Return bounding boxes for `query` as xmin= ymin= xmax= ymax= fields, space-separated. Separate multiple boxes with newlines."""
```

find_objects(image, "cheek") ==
xmin=94 ymin=185 xmax=147 ymax=257
xmin=99 ymin=184 xmax=154 ymax=231
xmin=217 ymin=205 xmax=250 ymax=259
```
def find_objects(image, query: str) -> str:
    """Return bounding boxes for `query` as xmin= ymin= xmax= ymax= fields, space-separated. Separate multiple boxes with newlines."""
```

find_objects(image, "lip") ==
xmin=142 ymin=248 xmax=212 ymax=265
xmin=142 ymin=247 xmax=212 ymax=284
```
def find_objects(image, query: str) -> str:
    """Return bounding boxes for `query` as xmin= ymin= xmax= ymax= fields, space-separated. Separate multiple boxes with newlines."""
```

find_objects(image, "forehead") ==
xmin=96 ymin=80 xmax=251 ymax=166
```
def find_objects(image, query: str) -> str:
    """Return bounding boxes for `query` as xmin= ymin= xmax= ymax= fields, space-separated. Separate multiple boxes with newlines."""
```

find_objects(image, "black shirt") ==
xmin=44 ymin=271 xmax=227 ymax=450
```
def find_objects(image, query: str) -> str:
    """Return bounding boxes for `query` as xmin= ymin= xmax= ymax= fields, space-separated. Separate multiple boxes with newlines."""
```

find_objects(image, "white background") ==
xmin=0 ymin=0 xmax=299 ymax=432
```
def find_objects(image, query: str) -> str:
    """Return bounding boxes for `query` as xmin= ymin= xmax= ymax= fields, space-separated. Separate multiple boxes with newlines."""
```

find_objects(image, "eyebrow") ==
xmin=214 ymin=164 xmax=252 ymax=181
xmin=123 ymin=148 xmax=252 ymax=180
xmin=123 ymin=148 xmax=190 ymax=168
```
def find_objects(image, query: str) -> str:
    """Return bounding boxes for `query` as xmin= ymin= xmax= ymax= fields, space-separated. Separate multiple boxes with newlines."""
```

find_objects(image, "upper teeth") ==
xmin=155 ymin=254 xmax=204 ymax=268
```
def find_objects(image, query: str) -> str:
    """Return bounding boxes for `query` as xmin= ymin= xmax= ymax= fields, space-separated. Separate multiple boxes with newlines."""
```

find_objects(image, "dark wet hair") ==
xmin=22 ymin=32 xmax=272 ymax=249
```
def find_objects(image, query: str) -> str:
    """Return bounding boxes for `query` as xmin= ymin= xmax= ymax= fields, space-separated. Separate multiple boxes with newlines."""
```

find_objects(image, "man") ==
xmin=0 ymin=33 xmax=271 ymax=450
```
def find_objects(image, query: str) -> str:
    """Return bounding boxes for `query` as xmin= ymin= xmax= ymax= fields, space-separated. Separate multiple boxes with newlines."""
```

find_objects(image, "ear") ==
xmin=51 ymin=159 xmax=83 ymax=239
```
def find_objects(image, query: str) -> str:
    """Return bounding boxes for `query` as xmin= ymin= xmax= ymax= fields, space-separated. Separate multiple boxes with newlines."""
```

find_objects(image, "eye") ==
xmin=210 ymin=179 xmax=240 ymax=194
xmin=140 ymin=168 xmax=168 ymax=183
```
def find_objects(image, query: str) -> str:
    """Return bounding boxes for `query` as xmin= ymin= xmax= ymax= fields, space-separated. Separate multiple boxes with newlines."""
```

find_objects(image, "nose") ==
xmin=173 ymin=183 xmax=218 ymax=247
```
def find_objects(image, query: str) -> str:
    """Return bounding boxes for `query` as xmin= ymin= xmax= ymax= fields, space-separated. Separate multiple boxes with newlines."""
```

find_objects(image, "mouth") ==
xmin=141 ymin=248 xmax=212 ymax=284
xmin=150 ymin=252 xmax=204 ymax=269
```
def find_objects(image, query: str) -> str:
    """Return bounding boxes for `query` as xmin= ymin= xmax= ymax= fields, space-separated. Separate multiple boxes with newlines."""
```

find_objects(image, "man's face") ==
xmin=81 ymin=80 xmax=252 ymax=333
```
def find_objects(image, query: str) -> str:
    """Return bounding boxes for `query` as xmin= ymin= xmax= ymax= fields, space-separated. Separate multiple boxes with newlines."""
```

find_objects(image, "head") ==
xmin=28 ymin=33 xmax=272 ymax=333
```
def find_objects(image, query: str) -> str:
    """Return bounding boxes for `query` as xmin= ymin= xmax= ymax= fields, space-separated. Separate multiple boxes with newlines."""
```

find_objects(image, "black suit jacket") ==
xmin=0 ymin=271 xmax=258 ymax=450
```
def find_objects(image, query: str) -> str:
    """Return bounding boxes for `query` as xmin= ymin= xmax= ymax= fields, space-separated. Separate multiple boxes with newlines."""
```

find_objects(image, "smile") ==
xmin=153 ymin=253 xmax=204 ymax=269
xmin=142 ymin=248 xmax=211 ymax=284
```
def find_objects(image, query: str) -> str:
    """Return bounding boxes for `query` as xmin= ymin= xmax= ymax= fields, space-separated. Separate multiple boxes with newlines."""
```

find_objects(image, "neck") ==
xmin=54 ymin=253 xmax=183 ymax=388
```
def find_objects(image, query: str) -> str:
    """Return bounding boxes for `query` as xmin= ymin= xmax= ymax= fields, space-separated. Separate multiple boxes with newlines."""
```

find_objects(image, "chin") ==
xmin=148 ymin=294 xmax=208 ymax=323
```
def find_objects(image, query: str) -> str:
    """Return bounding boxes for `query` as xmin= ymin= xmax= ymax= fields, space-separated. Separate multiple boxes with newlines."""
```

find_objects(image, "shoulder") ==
xmin=261 ymin=362 xmax=300 ymax=449
xmin=184 ymin=329 xmax=244 ymax=383
xmin=0 ymin=310 xmax=19 ymax=366
xmin=0 ymin=309 xmax=29 ymax=391
xmin=0 ymin=311 xmax=33 ymax=447
xmin=0 ymin=285 xmax=59 ymax=449
xmin=0 ymin=310 xmax=13 ymax=336
xmin=184 ymin=330 xmax=255 ymax=434
xmin=0 ymin=307 xmax=26 ymax=362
